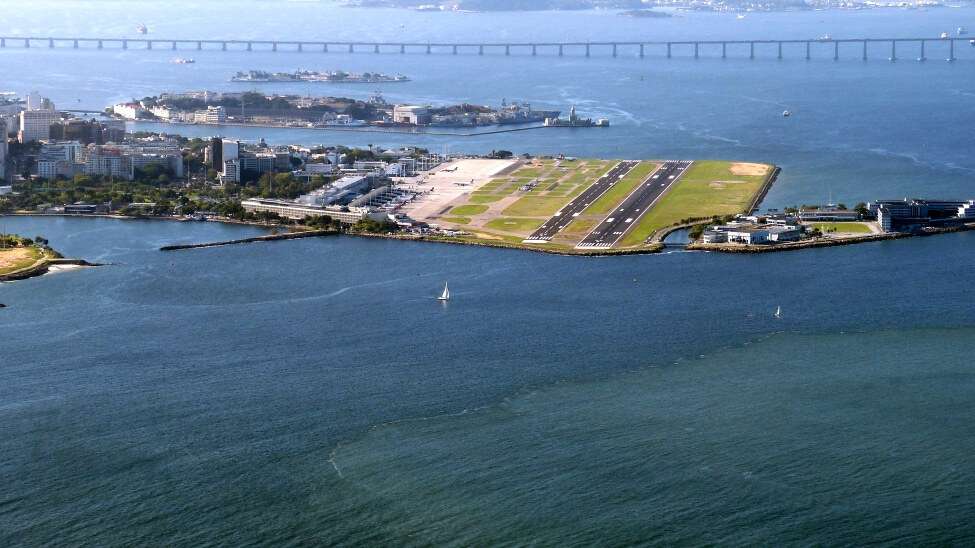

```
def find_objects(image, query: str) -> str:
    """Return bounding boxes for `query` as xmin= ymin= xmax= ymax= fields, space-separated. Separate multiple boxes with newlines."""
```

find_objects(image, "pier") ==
xmin=0 ymin=35 xmax=968 ymax=61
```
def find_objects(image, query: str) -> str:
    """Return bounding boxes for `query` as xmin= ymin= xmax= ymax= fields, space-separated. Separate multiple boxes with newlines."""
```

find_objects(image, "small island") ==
xmin=230 ymin=70 xmax=410 ymax=84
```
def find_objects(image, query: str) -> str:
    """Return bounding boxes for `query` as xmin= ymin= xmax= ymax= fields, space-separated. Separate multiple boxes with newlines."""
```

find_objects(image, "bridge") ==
xmin=0 ymin=35 xmax=969 ymax=61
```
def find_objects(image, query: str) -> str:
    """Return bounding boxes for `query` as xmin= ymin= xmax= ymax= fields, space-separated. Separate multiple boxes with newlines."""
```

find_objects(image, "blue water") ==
xmin=2 ymin=2 xmax=975 ymax=545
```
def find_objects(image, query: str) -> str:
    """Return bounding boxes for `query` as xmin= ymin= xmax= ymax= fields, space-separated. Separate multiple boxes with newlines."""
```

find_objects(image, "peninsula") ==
xmin=0 ymin=234 xmax=95 ymax=282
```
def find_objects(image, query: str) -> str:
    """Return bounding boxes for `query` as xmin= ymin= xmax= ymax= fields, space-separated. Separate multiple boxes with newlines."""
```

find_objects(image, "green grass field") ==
xmin=484 ymin=217 xmax=545 ymax=232
xmin=810 ymin=222 xmax=872 ymax=234
xmin=619 ymin=161 xmax=773 ymax=247
xmin=440 ymin=216 xmax=471 ymax=225
xmin=449 ymin=204 xmax=489 ymax=216
xmin=467 ymin=193 xmax=506 ymax=204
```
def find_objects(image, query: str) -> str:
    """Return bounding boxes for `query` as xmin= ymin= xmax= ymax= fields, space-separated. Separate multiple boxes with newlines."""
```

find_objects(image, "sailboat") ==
xmin=437 ymin=282 xmax=450 ymax=302
xmin=774 ymin=306 xmax=782 ymax=319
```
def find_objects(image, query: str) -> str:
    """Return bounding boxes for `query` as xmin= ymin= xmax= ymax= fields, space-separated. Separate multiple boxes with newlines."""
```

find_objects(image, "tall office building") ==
xmin=0 ymin=118 xmax=8 ymax=179
xmin=18 ymin=109 xmax=59 ymax=143
xmin=209 ymin=136 xmax=223 ymax=168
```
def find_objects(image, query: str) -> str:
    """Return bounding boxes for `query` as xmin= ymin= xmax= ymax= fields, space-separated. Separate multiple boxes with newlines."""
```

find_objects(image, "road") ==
xmin=575 ymin=160 xmax=693 ymax=249
xmin=522 ymin=161 xmax=639 ymax=243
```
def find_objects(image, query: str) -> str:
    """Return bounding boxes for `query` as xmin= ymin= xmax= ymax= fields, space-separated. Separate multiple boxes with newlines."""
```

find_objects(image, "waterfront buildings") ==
xmin=870 ymin=199 xmax=972 ymax=232
xmin=392 ymin=105 xmax=431 ymax=125
xmin=797 ymin=206 xmax=861 ymax=222
xmin=112 ymin=103 xmax=147 ymax=120
xmin=194 ymin=106 xmax=227 ymax=124
xmin=240 ymin=198 xmax=384 ymax=224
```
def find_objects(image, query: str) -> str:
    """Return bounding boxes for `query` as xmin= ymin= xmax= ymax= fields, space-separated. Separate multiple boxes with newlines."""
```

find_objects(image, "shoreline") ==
xmin=7 ymin=213 xmax=973 ymax=258
xmin=687 ymin=223 xmax=974 ymax=253
xmin=0 ymin=256 xmax=101 ymax=283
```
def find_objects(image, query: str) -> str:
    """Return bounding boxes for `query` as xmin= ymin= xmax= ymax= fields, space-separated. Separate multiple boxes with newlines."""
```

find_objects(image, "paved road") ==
xmin=523 ymin=161 xmax=639 ymax=243
xmin=576 ymin=160 xmax=693 ymax=249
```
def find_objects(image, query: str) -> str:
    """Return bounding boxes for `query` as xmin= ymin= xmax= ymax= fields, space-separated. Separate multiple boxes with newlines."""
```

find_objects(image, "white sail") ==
xmin=774 ymin=306 xmax=782 ymax=318
xmin=438 ymin=283 xmax=450 ymax=301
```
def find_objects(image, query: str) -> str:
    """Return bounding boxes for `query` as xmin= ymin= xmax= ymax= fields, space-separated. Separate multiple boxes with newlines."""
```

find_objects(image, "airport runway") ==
xmin=576 ymin=160 xmax=693 ymax=249
xmin=522 ymin=161 xmax=638 ymax=243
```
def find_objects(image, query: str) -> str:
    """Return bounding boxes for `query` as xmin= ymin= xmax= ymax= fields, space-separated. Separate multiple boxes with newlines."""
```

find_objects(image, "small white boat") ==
xmin=136 ymin=23 xmax=148 ymax=35
xmin=437 ymin=282 xmax=450 ymax=301
xmin=941 ymin=31 xmax=950 ymax=39
xmin=171 ymin=57 xmax=195 ymax=64
xmin=736 ymin=13 xmax=746 ymax=19
xmin=774 ymin=305 xmax=782 ymax=319
xmin=818 ymin=34 xmax=832 ymax=41
xmin=957 ymin=26 xmax=968 ymax=35
xmin=969 ymin=39 xmax=975 ymax=46
xmin=782 ymin=110 xmax=792 ymax=117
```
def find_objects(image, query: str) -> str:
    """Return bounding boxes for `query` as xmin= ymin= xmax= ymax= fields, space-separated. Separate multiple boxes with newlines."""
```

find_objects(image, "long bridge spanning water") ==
xmin=0 ymin=35 xmax=971 ymax=61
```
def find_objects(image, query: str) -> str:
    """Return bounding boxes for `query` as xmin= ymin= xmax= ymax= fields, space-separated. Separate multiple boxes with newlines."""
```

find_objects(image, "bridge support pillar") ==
xmin=74 ymin=39 xmax=79 ymax=49
xmin=297 ymin=42 xmax=303 ymax=52
xmin=323 ymin=43 xmax=328 ymax=53
xmin=223 ymin=42 xmax=228 ymax=51
xmin=1 ymin=38 xmax=5 ymax=48
xmin=749 ymin=42 xmax=754 ymax=59
xmin=833 ymin=41 xmax=839 ymax=61
xmin=532 ymin=44 xmax=537 ymax=56
xmin=349 ymin=43 xmax=354 ymax=53
xmin=612 ymin=43 xmax=617 ymax=57
xmin=667 ymin=42 xmax=672 ymax=58
xmin=478 ymin=45 xmax=483 ymax=55
xmin=889 ymin=40 xmax=896 ymax=61
xmin=721 ymin=42 xmax=726 ymax=59
xmin=862 ymin=40 xmax=867 ymax=61
xmin=505 ymin=44 xmax=510 ymax=56
xmin=694 ymin=42 xmax=699 ymax=59
xmin=122 ymin=40 xmax=127 ymax=50
xmin=374 ymin=44 xmax=380 ymax=53
xmin=639 ymin=43 xmax=644 ymax=58
xmin=777 ymin=41 xmax=782 ymax=59
xmin=246 ymin=42 xmax=252 ymax=51
xmin=25 ymin=38 xmax=30 ymax=48
xmin=173 ymin=41 xmax=178 ymax=50
xmin=400 ymin=44 xmax=405 ymax=54
xmin=147 ymin=40 xmax=153 ymax=50
xmin=97 ymin=40 xmax=103 ymax=49
xmin=452 ymin=45 xmax=458 ymax=55
xmin=805 ymin=41 xmax=810 ymax=60
xmin=426 ymin=44 xmax=432 ymax=54
xmin=49 ymin=38 xmax=54 ymax=48
xmin=918 ymin=40 xmax=925 ymax=61
xmin=948 ymin=39 xmax=955 ymax=62
xmin=559 ymin=44 xmax=564 ymax=56
xmin=585 ymin=43 xmax=590 ymax=57
xmin=198 ymin=41 xmax=203 ymax=51
xmin=271 ymin=42 xmax=276 ymax=52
